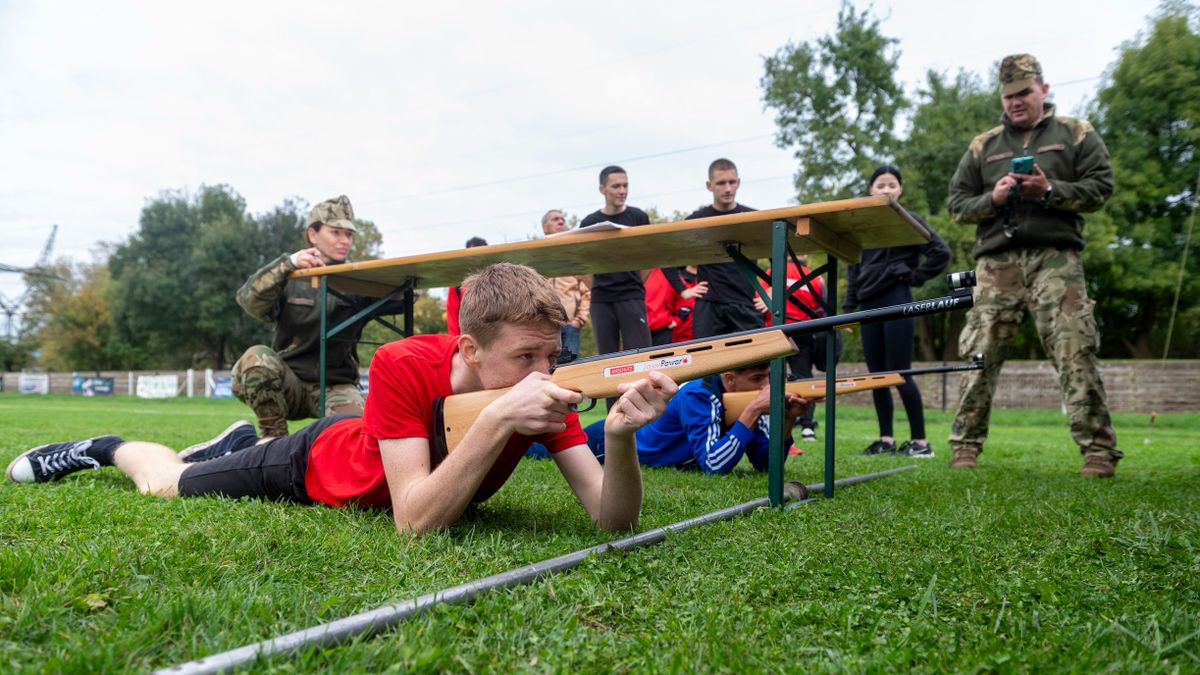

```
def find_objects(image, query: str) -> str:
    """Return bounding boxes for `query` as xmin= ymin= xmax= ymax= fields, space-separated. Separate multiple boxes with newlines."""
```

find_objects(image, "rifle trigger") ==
xmin=577 ymin=397 xmax=598 ymax=414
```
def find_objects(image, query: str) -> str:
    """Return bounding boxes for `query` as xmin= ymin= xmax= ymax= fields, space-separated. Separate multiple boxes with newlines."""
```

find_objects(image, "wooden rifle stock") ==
xmin=721 ymin=357 xmax=986 ymax=427
xmin=721 ymin=373 xmax=906 ymax=427
xmin=434 ymin=280 xmax=976 ymax=458
xmin=435 ymin=330 xmax=797 ymax=459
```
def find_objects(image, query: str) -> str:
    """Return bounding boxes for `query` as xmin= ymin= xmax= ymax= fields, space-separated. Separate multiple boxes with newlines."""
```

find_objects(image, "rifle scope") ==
xmin=947 ymin=270 xmax=976 ymax=292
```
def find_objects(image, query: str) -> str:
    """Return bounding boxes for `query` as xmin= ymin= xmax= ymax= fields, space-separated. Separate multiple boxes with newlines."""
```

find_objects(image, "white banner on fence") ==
xmin=136 ymin=374 xmax=179 ymax=399
xmin=19 ymin=373 xmax=50 ymax=394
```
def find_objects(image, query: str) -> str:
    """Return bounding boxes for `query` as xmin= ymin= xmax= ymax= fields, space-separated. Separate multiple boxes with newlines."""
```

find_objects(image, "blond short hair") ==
xmin=459 ymin=263 xmax=567 ymax=346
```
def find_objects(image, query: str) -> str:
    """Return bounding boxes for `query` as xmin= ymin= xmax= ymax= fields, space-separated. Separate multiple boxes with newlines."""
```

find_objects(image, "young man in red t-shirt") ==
xmin=7 ymin=263 xmax=677 ymax=535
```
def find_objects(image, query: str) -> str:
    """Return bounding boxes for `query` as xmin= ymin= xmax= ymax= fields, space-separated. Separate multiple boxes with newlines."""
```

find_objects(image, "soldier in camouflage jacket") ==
xmin=946 ymin=54 xmax=1122 ymax=477
xmin=233 ymin=196 xmax=367 ymax=437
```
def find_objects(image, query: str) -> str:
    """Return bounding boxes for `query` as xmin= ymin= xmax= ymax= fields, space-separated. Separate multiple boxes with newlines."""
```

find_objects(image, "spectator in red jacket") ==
xmin=646 ymin=267 xmax=709 ymax=346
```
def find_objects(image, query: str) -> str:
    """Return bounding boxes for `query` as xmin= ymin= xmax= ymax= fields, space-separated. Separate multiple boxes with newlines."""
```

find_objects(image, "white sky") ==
xmin=0 ymin=0 xmax=1162 ymax=308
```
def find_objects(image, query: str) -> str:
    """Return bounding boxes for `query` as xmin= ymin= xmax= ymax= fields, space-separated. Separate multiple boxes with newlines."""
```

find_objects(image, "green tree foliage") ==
xmin=192 ymin=208 xmax=268 ymax=368
xmin=350 ymin=218 xmax=385 ymax=261
xmin=23 ymin=258 xmax=131 ymax=370
xmin=255 ymin=198 xmax=307 ymax=256
xmin=1092 ymin=8 xmax=1200 ymax=357
xmin=108 ymin=185 xmax=263 ymax=369
xmin=0 ymin=337 xmax=35 ymax=373
xmin=896 ymin=70 xmax=999 ymax=217
xmin=761 ymin=2 xmax=907 ymax=203
xmin=896 ymin=71 xmax=1000 ymax=360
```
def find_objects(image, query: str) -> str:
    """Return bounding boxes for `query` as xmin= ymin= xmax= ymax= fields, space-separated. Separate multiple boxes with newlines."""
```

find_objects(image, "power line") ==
xmin=362 ymin=134 xmax=774 ymax=205
xmin=378 ymin=174 xmax=795 ymax=237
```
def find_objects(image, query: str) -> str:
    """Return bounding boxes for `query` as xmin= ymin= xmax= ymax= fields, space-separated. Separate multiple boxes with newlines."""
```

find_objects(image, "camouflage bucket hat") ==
xmin=999 ymin=54 xmax=1042 ymax=96
xmin=306 ymin=195 xmax=357 ymax=232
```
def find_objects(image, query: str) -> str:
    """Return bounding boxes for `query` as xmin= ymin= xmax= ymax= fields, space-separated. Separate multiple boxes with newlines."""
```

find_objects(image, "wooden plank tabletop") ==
xmin=292 ymin=197 xmax=929 ymax=297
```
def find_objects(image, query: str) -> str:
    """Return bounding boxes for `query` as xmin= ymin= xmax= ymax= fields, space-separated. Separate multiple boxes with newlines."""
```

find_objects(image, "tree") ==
xmin=0 ymin=337 xmax=35 ymax=373
xmin=350 ymin=218 xmax=385 ymax=261
xmin=896 ymin=70 xmax=999 ymax=217
xmin=761 ymin=2 xmax=907 ymax=203
xmin=24 ymin=258 xmax=130 ymax=371
xmin=895 ymin=70 xmax=999 ymax=360
xmin=192 ymin=210 xmax=268 ymax=368
xmin=108 ymin=190 xmax=202 ymax=367
xmin=108 ymin=185 xmax=256 ymax=368
xmin=255 ymin=198 xmax=307 ymax=258
xmin=1092 ymin=8 xmax=1200 ymax=357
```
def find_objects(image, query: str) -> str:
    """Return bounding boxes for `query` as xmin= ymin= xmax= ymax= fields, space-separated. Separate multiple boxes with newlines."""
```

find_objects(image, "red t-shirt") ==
xmin=304 ymin=334 xmax=587 ymax=509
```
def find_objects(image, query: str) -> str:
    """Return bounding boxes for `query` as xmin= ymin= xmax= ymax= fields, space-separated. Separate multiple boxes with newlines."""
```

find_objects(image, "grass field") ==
xmin=1 ymin=393 xmax=1197 ymax=673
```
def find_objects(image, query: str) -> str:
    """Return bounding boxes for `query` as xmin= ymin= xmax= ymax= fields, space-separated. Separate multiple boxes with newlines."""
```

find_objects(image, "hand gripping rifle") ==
xmin=432 ymin=271 xmax=977 ymax=460
xmin=720 ymin=354 xmax=985 ymax=426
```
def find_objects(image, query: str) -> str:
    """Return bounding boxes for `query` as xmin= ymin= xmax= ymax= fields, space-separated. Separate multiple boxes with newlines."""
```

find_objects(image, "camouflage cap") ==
xmin=999 ymin=54 xmax=1043 ymax=96
xmin=306 ymin=195 xmax=357 ymax=232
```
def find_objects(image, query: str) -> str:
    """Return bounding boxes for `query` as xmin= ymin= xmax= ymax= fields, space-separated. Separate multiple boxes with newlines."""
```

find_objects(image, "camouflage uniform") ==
xmin=233 ymin=196 xmax=366 ymax=437
xmin=946 ymin=55 xmax=1122 ymax=470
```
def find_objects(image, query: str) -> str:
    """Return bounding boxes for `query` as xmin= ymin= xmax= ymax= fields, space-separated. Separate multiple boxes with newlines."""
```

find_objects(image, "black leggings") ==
xmin=787 ymin=335 xmax=817 ymax=430
xmin=860 ymin=284 xmax=925 ymax=439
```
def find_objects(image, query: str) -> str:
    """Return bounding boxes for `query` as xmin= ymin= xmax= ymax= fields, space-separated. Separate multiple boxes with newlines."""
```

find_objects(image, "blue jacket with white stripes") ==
xmin=632 ymin=375 xmax=791 ymax=475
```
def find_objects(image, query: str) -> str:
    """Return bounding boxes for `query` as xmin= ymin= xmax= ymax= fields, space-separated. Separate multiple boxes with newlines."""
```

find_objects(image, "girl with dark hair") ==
xmin=845 ymin=166 xmax=952 ymax=457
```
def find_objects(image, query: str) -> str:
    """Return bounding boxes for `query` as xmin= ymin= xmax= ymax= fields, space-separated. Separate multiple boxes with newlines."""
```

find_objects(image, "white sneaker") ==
xmin=801 ymin=428 xmax=817 ymax=441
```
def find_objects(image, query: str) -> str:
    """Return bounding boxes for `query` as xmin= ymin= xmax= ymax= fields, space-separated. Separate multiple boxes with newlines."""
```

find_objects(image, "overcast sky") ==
xmin=0 ymin=0 xmax=1163 ymax=307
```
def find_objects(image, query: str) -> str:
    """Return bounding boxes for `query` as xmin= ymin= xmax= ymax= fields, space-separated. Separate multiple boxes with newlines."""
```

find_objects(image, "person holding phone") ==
xmin=946 ymin=54 xmax=1122 ymax=477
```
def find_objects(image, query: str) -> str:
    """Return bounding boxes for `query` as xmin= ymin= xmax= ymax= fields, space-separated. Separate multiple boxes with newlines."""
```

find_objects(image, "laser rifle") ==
xmin=720 ymin=355 xmax=985 ymax=427
xmin=432 ymin=271 xmax=977 ymax=460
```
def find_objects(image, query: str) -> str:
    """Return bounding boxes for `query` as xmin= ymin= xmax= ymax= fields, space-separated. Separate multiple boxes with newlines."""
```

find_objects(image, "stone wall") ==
xmin=828 ymin=360 xmax=1199 ymax=413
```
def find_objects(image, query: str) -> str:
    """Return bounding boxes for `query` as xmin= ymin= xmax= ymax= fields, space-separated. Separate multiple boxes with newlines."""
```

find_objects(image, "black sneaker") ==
xmin=6 ymin=436 xmax=120 ymax=483
xmin=862 ymin=439 xmax=897 ymax=456
xmin=897 ymin=440 xmax=935 ymax=459
xmin=178 ymin=421 xmax=258 ymax=463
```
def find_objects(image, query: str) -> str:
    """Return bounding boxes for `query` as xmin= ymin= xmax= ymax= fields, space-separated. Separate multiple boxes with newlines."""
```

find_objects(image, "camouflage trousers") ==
xmin=949 ymin=248 xmax=1120 ymax=460
xmin=231 ymin=345 xmax=364 ymax=438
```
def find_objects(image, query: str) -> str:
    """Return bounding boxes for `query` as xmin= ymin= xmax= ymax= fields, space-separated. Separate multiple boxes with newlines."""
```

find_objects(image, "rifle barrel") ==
xmin=562 ymin=286 xmax=974 ymax=370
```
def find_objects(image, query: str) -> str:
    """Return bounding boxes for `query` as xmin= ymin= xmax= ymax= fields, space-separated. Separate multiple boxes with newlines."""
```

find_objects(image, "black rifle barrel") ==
xmin=864 ymin=357 xmax=985 ymax=379
xmin=894 ymin=362 xmax=982 ymax=377
xmin=156 ymin=466 xmax=917 ymax=675
xmin=562 ymin=273 xmax=975 ymax=369
xmin=787 ymin=358 xmax=984 ymax=386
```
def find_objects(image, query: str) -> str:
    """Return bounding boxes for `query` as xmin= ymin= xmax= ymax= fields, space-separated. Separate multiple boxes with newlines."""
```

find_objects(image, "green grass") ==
xmin=1 ymin=393 xmax=1197 ymax=672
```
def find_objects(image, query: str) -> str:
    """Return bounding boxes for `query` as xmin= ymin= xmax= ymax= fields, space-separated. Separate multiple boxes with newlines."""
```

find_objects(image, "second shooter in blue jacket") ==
xmin=583 ymin=363 xmax=809 ymax=475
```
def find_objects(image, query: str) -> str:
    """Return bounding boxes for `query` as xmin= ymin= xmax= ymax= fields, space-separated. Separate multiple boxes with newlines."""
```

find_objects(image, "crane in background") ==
xmin=0 ymin=225 xmax=61 ymax=340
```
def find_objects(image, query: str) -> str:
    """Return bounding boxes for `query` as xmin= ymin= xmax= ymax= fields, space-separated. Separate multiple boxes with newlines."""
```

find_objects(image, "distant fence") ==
xmin=2 ymin=361 xmax=1198 ymax=412
xmin=1 ymin=369 xmax=233 ymax=399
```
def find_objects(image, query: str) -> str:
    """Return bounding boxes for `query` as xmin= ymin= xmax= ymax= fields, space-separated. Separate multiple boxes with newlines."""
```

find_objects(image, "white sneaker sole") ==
xmin=177 ymin=421 xmax=254 ymax=460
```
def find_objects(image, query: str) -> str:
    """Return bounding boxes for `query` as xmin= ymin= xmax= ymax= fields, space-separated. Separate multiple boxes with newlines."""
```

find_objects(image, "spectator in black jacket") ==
xmin=845 ymin=165 xmax=952 ymax=458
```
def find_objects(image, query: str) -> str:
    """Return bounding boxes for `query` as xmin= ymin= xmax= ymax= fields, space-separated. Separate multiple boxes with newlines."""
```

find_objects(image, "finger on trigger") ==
xmin=546 ymin=383 xmax=583 ymax=405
